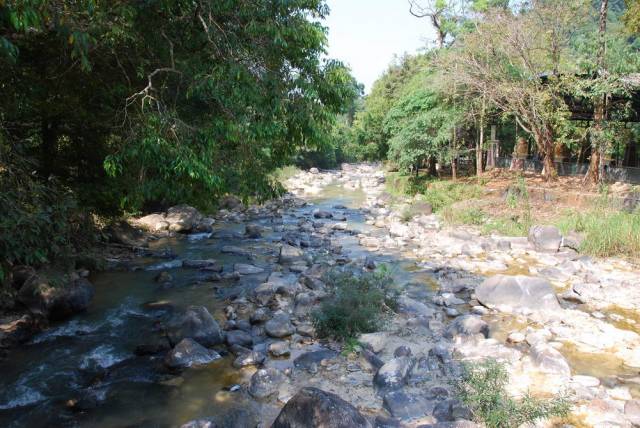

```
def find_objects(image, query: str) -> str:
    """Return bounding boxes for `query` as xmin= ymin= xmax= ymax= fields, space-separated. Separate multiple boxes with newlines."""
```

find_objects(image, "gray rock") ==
xmin=183 ymin=259 xmax=219 ymax=269
xmin=233 ymin=263 xmax=264 ymax=275
xmin=294 ymin=350 xmax=337 ymax=371
xmin=250 ymin=307 xmax=271 ymax=324
xmin=475 ymin=275 xmax=561 ymax=314
xmin=383 ymin=390 xmax=435 ymax=421
xmin=135 ymin=213 xmax=169 ymax=232
xmin=279 ymin=244 xmax=305 ymax=265
xmin=528 ymin=225 xmax=562 ymax=252
xmin=221 ymin=246 xmax=251 ymax=257
xmin=249 ymin=368 xmax=285 ymax=399
xmin=268 ymin=341 xmax=291 ymax=357
xmin=166 ymin=205 xmax=202 ymax=232
xmin=397 ymin=296 xmax=435 ymax=318
xmin=245 ymin=224 xmax=263 ymax=239
xmin=374 ymin=357 xmax=415 ymax=389
xmin=168 ymin=306 xmax=224 ymax=347
xmin=225 ymin=330 xmax=253 ymax=347
xmin=313 ymin=209 xmax=333 ymax=219
xmin=272 ymin=387 xmax=372 ymax=428
xmin=624 ymin=399 xmax=640 ymax=426
xmin=561 ymin=230 xmax=585 ymax=251
xmin=444 ymin=315 xmax=489 ymax=339
xmin=265 ymin=313 xmax=295 ymax=338
xmin=530 ymin=343 xmax=571 ymax=377
xmin=433 ymin=399 xmax=473 ymax=422
xmin=394 ymin=346 xmax=412 ymax=358
xmin=232 ymin=350 xmax=265 ymax=368
xmin=180 ymin=419 xmax=216 ymax=428
xmin=164 ymin=338 xmax=221 ymax=369
xmin=18 ymin=276 xmax=94 ymax=321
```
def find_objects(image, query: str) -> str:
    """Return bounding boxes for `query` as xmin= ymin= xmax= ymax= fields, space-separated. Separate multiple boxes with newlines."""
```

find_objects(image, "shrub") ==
xmin=312 ymin=267 xmax=399 ymax=341
xmin=454 ymin=359 xmax=570 ymax=428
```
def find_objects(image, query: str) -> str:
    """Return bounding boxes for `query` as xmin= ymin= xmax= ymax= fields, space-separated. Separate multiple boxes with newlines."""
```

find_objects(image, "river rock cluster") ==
xmin=3 ymin=163 xmax=640 ymax=427
xmin=137 ymin=164 xmax=640 ymax=427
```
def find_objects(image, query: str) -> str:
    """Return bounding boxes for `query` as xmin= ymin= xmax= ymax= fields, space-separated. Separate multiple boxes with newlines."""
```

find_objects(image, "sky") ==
xmin=324 ymin=0 xmax=437 ymax=93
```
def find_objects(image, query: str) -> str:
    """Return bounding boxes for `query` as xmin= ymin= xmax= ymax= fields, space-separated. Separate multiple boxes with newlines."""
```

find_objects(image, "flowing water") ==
xmin=0 ymin=183 xmax=375 ymax=427
xmin=2 ymin=175 xmax=639 ymax=427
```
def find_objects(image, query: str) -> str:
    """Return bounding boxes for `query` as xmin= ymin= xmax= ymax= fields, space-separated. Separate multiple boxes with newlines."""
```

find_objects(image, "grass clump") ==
xmin=556 ymin=207 xmax=640 ymax=258
xmin=442 ymin=206 xmax=486 ymax=226
xmin=455 ymin=359 xmax=570 ymax=428
xmin=421 ymin=181 xmax=483 ymax=212
xmin=312 ymin=266 xmax=399 ymax=341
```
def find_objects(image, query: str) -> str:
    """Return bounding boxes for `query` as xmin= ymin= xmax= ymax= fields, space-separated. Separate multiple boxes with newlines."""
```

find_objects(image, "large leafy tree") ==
xmin=0 ymin=0 xmax=358 ymax=212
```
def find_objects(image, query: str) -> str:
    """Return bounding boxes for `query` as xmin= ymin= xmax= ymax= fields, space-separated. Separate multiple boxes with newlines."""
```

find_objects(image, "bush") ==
xmin=312 ymin=267 xmax=399 ymax=341
xmin=454 ymin=359 xmax=570 ymax=428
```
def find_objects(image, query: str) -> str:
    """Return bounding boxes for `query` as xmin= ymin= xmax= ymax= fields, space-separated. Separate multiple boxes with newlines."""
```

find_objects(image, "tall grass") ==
xmin=557 ymin=208 xmax=640 ymax=258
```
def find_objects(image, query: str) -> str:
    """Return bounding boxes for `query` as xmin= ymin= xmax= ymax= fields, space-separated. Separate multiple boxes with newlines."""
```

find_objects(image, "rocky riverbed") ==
xmin=1 ymin=163 xmax=639 ymax=427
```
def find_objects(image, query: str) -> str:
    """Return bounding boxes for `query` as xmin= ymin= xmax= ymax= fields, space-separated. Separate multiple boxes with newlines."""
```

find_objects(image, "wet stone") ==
xmin=294 ymin=350 xmax=338 ymax=371
xmin=383 ymin=390 xmax=435 ymax=421
xmin=249 ymin=368 xmax=285 ymax=399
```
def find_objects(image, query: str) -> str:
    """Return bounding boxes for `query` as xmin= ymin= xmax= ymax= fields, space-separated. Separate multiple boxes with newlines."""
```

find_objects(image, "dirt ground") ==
xmin=455 ymin=168 xmax=637 ymax=224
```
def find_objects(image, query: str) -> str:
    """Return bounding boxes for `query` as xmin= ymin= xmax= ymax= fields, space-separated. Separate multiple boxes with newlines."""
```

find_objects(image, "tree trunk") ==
xmin=452 ymin=157 xmax=457 ymax=181
xmin=535 ymin=127 xmax=557 ymax=180
xmin=41 ymin=119 xmax=58 ymax=178
xmin=477 ymin=99 xmax=485 ymax=177
xmin=586 ymin=0 xmax=609 ymax=184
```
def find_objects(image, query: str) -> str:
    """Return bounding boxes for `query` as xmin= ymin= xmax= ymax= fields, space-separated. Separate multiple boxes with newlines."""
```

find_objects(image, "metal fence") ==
xmin=495 ymin=157 xmax=640 ymax=184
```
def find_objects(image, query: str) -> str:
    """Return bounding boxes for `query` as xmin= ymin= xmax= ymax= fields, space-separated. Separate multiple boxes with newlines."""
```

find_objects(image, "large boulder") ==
xmin=165 ymin=338 xmax=220 ymax=369
xmin=166 ymin=205 xmax=202 ymax=233
xmin=18 ymin=276 xmax=94 ymax=321
xmin=134 ymin=213 xmax=169 ymax=232
xmin=475 ymin=275 xmax=561 ymax=314
xmin=249 ymin=368 xmax=285 ymax=399
xmin=279 ymin=244 xmax=305 ymax=265
xmin=528 ymin=225 xmax=562 ymax=252
xmin=265 ymin=313 xmax=295 ymax=338
xmin=374 ymin=356 xmax=415 ymax=389
xmin=271 ymin=387 xmax=372 ymax=428
xmin=444 ymin=315 xmax=489 ymax=339
xmin=168 ymin=306 xmax=224 ymax=347
xmin=383 ymin=390 xmax=435 ymax=421
xmin=530 ymin=343 xmax=571 ymax=378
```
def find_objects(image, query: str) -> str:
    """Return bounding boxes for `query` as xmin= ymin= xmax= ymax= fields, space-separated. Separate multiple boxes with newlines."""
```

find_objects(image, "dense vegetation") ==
xmin=341 ymin=0 xmax=640 ymax=181
xmin=0 ymin=1 xmax=359 ymax=277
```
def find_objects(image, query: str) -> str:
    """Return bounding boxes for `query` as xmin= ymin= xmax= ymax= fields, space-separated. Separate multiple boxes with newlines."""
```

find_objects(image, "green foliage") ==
xmin=421 ymin=181 xmax=484 ymax=212
xmin=443 ymin=206 xmax=486 ymax=225
xmin=556 ymin=205 xmax=640 ymax=257
xmin=0 ymin=0 xmax=359 ymax=214
xmin=0 ymin=149 xmax=95 ymax=281
xmin=455 ymin=359 xmax=571 ymax=428
xmin=312 ymin=266 xmax=399 ymax=341
xmin=622 ymin=0 xmax=640 ymax=34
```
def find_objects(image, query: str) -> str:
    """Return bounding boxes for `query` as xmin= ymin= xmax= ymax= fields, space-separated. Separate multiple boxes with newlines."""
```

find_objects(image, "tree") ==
xmin=585 ymin=0 xmax=610 ymax=184
xmin=622 ymin=0 xmax=640 ymax=33
xmin=440 ymin=2 xmax=591 ymax=179
xmin=0 ymin=0 xmax=358 ymax=212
